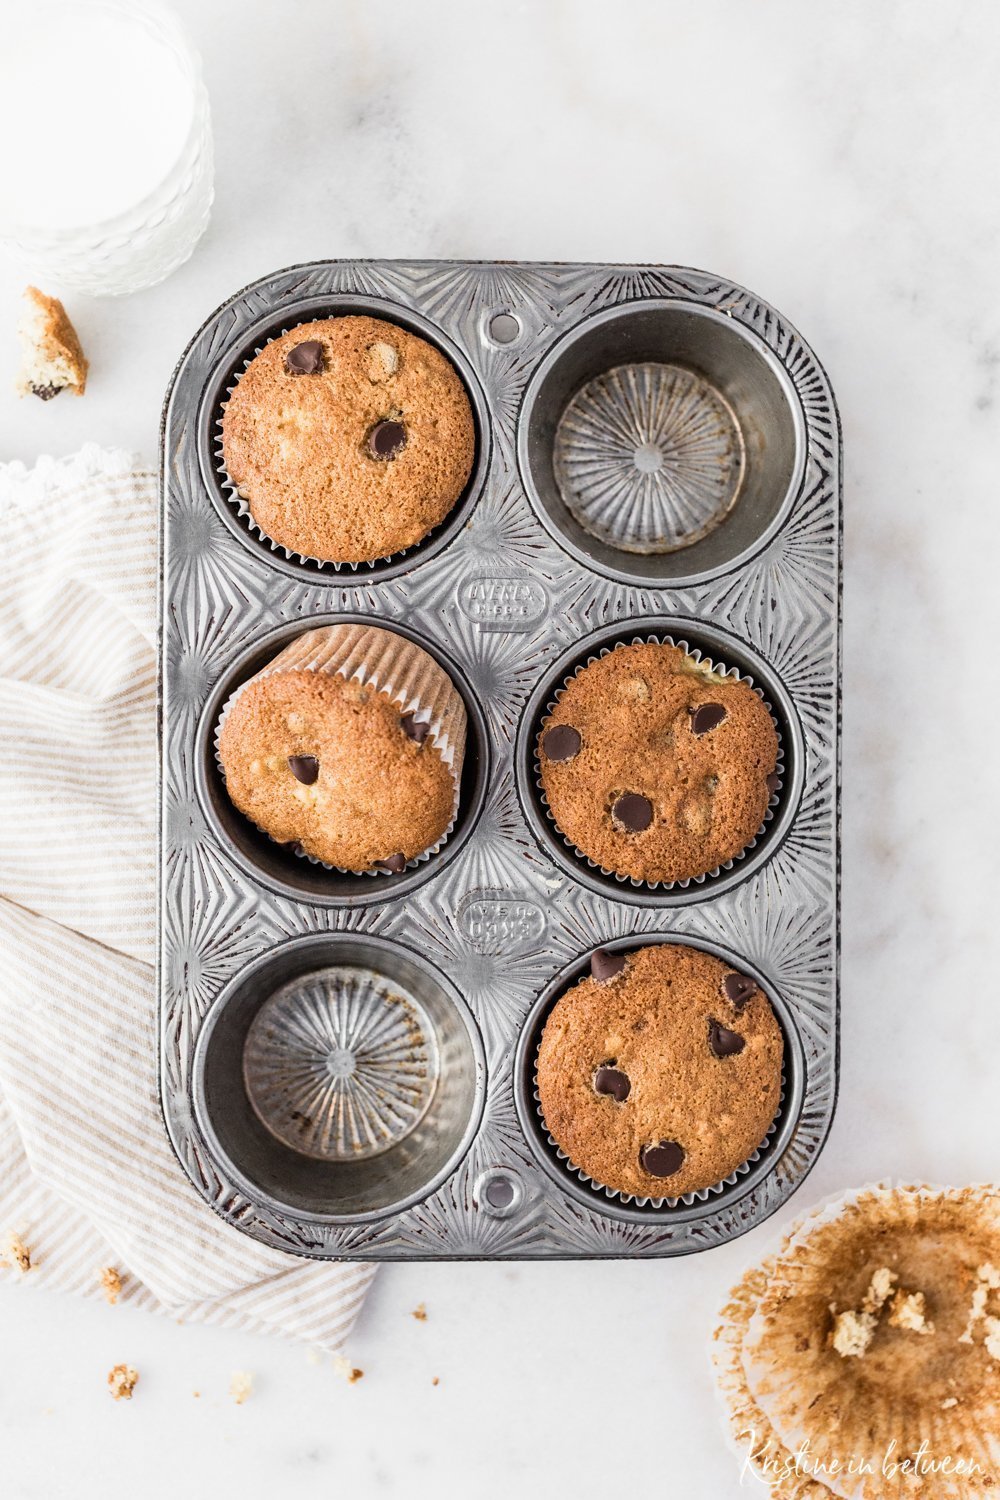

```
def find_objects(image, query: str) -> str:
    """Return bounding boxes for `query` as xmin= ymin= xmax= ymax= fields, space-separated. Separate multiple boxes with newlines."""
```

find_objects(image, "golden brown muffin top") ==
xmin=538 ymin=641 xmax=779 ymax=884
xmin=221 ymin=315 xmax=475 ymax=564
xmin=536 ymin=942 xmax=783 ymax=1199
xmin=218 ymin=668 xmax=456 ymax=872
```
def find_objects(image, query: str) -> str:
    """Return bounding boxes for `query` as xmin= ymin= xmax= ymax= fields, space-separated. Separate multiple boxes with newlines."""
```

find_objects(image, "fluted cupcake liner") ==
xmin=214 ymin=319 xmax=452 ymax=571
xmin=531 ymin=1032 xmax=785 ymax=1210
xmin=711 ymin=1183 xmax=1000 ymax=1500
xmin=215 ymin=623 xmax=465 ymax=877
xmin=533 ymin=632 xmax=784 ymax=891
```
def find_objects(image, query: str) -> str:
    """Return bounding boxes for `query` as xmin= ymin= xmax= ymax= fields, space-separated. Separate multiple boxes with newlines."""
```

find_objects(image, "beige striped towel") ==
xmin=0 ymin=445 xmax=375 ymax=1347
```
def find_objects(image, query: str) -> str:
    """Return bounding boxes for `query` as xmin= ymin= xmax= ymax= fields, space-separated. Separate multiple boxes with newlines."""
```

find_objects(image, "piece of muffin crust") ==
xmin=15 ymin=285 xmax=88 ymax=400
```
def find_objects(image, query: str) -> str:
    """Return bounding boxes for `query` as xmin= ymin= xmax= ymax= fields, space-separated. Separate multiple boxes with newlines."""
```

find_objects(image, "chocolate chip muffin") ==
xmin=537 ymin=641 xmax=779 ymax=884
xmin=220 ymin=315 xmax=475 ymax=564
xmin=535 ymin=943 xmax=783 ymax=1199
xmin=217 ymin=624 xmax=466 ymax=872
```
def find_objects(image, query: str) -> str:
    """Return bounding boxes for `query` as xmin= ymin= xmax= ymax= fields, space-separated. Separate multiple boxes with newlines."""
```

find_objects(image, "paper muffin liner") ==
xmin=710 ymin=1183 xmax=1000 ymax=1500
xmin=531 ymin=1027 xmax=785 ymax=1211
xmin=533 ymin=632 xmax=784 ymax=891
xmin=214 ymin=318 xmax=467 ymax=571
xmin=215 ymin=623 xmax=466 ymax=876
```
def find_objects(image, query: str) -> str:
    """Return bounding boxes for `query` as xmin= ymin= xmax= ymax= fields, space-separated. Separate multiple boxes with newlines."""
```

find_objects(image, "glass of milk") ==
xmin=0 ymin=0 xmax=213 ymax=295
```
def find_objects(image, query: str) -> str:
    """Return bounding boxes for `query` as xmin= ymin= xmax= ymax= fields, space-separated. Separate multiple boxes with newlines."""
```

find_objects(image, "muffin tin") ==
xmin=159 ymin=260 xmax=841 ymax=1258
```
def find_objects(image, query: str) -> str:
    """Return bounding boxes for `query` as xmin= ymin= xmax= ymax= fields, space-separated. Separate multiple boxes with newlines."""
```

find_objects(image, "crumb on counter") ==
xmin=100 ymin=1266 xmax=122 ymax=1305
xmin=107 ymin=1364 xmax=138 ymax=1401
xmin=412 ymin=1303 xmax=427 ymax=1321
xmin=3 ymin=1230 xmax=33 ymax=1273
xmin=333 ymin=1355 xmax=364 ymax=1384
xmin=432 ymin=1376 xmax=440 ymax=1387
xmin=230 ymin=1371 xmax=253 ymax=1405
xmin=15 ymin=285 xmax=88 ymax=400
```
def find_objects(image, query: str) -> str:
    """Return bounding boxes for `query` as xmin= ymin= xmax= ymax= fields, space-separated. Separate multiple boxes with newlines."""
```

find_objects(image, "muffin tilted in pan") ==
xmin=535 ymin=942 xmax=784 ymax=1201
xmin=220 ymin=314 xmax=476 ymax=565
xmin=537 ymin=640 xmax=779 ymax=885
xmin=216 ymin=623 xmax=466 ymax=874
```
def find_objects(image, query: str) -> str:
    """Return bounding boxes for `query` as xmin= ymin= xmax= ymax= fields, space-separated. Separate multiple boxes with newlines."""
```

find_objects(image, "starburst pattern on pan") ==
xmin=160 ymin=263 xmax=840 ymax=1259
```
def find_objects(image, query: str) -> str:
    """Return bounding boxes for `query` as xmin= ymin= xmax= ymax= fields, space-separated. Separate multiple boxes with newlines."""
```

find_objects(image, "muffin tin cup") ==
xmin=516 ymin=616 xmax=804 ymax=909
xmin=207 ymin=299 xmax=490 ymax=583
xmin=194 ymin=613 xmax=490 ymax=909
xmin=517 ymin=298 xmax=807 ymax=588
xmin=161 ymin=260 xmax=840 ymax=1259
xmin=213 ymin=621 xmax=465 ymax=878
xmin=193 ymin=932 xmax=486 ymax=1224
xmin=531 ymin=631 xmax=785 ymax=893
xmin=514 ymin=934 xmax=806 ymax=1225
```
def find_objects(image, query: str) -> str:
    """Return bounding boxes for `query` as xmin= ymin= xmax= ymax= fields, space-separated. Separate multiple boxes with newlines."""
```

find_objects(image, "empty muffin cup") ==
xmin=193 ymin=933 xmax=486 ymax=1222
xmin=215 ymin=621 xmax=465 ymax=878
xmin=518 ymin=299 xmax=806 ymax=586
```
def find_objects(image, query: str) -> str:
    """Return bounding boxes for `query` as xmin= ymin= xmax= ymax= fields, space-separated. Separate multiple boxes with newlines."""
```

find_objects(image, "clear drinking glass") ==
xmin=0 ymin=0 xmax=213 ymax=295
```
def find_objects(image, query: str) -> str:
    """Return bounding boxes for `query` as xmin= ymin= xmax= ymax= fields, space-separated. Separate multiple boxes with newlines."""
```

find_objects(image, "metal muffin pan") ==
xmin=159 ymin=260 xmax=841 ymax=1259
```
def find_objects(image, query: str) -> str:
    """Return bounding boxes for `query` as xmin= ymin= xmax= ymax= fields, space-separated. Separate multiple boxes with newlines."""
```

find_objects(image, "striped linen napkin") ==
xmin=0 ymin=445 xmax=374 ymax=1347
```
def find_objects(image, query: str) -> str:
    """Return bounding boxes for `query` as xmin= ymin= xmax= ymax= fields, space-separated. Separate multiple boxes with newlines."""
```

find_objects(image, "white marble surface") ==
xmin=2 ymin=0 xmax=999 ymax=1494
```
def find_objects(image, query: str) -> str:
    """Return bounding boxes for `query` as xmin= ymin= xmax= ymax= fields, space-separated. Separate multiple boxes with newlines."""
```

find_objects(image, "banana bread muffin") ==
xmin=537 ymin=640 xmax=779 ymax=884
xmin=536 ymin=942 xmax=783 ymax=1199
xmin=217 ymin=624 xmax=466 ymax=872
xmin=220 ymin=315 xmax=475 ymax=564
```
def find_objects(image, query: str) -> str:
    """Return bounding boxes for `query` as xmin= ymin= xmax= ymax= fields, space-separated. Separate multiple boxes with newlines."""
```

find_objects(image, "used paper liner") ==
xmin=710 ymin=1183 xmax=1000 ymax=1500
xmin=215 ymin=622 xmax=466 ymax=876
xmin=533 ymin=633 xmax=785 ymax=891
xmin=214 ymin=320 xmax=464 ymax=571
xmin=531 ymin=1030 xmax=785 ymax=1211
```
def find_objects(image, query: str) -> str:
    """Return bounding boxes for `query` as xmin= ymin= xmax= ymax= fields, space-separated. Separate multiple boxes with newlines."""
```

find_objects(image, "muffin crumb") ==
xmin=412 ymin=1303 xmax=427 ymax=1322
xmin=959 ymin=1262 xmax=1000 ymax=1360
xmin=100 ymin=1266 xmax=122 ymax=1305
xmin=888 ymin=1287 xmax=935 ymax=1335
xmin=831 ymin=1266 xmax=899 ymax=1357
xmin=107 ymin=1364 xmax=138 ymax=1401
xmin=230 ymin=1370 xmax=253 ymax=1404
xmin=3 ymin=1230 xmax=33 ymax=1273
xmin=15 ymin=286 xmax=88 ymax=399
xmin=333 ymin=1355 xmax=364 ymax=1384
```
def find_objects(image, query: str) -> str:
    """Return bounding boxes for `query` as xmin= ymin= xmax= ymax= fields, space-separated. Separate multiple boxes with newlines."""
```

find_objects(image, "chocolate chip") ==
xmin=612 ymin=793 xmax=653 ymax=832
xmin=691 ymin=702 xmax=727 ymax=735
xmin=285 ymin=340 xmax=324 ymax=374
xmin=640 ymin=1140 xmax=685 ymax=1178
xmin=30 ymin=382 xmax=64 ymax=400
xmin=541 ymin=724 xmax=581 ymax=762
xmin=590 ymin=948 xmax=626 ymax=983
xmin=594 ymin=1065 xmax=631 ymax=1102
xmin=400 ymin=712 xmax=430 ymax=744
xmin=288 ymin=755 xmax=319 ymax=784
xmin=723 ymin=971 xmax=759 ymax=1008
xmin=766 ymin=772 xmax=781 ymax=795
xmin=375 ymin=852 xmax=407 ymax=873
xmin=709 ymin=1018 xmax=746 ymax=1057
xmin=368 ymin=418 xmax=407 ymax=460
